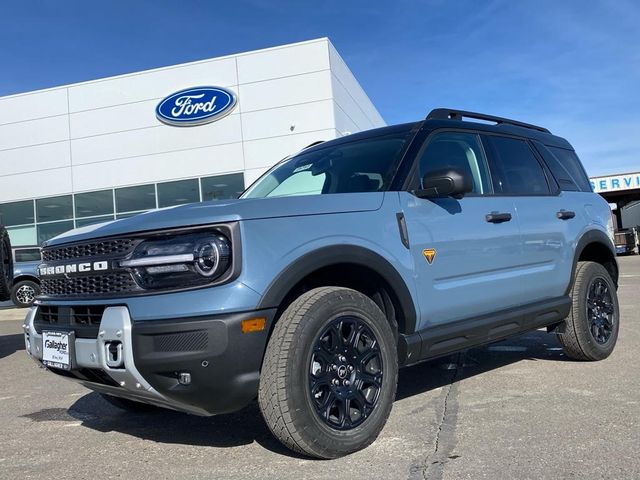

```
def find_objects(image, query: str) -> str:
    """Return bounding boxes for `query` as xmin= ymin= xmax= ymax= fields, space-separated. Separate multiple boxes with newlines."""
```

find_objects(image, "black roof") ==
xmin=303 ymin=108 xmax=572 ymax=154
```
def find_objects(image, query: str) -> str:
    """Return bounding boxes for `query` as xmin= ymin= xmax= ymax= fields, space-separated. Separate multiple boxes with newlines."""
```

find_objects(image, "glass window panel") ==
xmin=0 ymin=200 xmax=35 ymax=226
xmin=157 ymin=179 xmax=199 ymax=208
xmin=75 ymin=215 xmax=115 ymax=228
xmin=418 ymin=132 xmax=492 ymax=195
xmin=547 ymin=147 xmax=592 ymax=192
xmin=36 ymin=195 xmax=73 ymax=223
xmin=75 ymin=190 xmax=114 ymax=218
xmin=268 ymin=171 xmax=326 ymax=197
xmin=201 ymin=173 xmax=245 ymax=201
xmin=7 ymin=226 xmax=37 ymax=247
xmin=242 ymin=131 xmax=412 ymax=199
xmin=115 ymin=184 xmax=156 ymax=213
xmin=14 ymin=248 xmax=41 ymax=262
xmin=37 ymin=221 xmax=74 ymax=245
xmin=484 ymin=136 xmax=550 ymax=195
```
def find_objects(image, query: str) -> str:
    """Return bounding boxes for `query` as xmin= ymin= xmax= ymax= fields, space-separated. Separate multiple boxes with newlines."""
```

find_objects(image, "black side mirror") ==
xmin=414 ymin=167 xmax=473 ymax=199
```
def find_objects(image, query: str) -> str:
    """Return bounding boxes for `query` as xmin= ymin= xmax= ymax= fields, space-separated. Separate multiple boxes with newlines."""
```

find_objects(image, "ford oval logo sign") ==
xmin=156 ymin=86 xmax=237 ymax=126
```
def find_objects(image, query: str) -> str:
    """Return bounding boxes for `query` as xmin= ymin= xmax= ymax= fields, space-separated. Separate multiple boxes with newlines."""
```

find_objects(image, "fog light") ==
xmin=178 ymin=372 xmax=191 ymax=385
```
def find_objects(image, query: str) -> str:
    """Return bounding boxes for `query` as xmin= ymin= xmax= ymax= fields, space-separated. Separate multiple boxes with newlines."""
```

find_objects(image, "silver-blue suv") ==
xmin=23 ymin=109 xmax=619 ymax=458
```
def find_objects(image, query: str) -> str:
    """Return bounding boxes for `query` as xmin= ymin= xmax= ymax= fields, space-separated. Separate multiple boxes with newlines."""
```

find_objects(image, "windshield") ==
xmin=241 ymin=131 xmax=412 ymax=199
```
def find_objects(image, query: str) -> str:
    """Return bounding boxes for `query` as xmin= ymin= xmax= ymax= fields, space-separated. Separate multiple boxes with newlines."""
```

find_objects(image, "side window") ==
xmin=483 ymin=135 xmax=550 ymax=195
xmin=418 ymin=132 xmax=491 ymax=194
xmin=14 ymin=248 xmax=41 ymax=263
xmin=546 ymin=146 xmax=592 ymax=192
xmin=531 ymin=141 xmax=580 ymax=192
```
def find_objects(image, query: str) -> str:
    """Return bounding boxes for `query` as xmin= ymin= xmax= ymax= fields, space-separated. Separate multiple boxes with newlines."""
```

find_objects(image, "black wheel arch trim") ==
xmin=567 ymin=229 xmax=618 ymax=295
xmin=256 ymin=245 xmax=418 ymax=335
xmin=12 ymin=276 xmax=40 ymax=286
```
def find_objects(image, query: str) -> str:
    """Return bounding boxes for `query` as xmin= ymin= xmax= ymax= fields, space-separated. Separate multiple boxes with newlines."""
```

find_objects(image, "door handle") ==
xmin=485 ymin=212 xmax=512 ymax=223
xmin=556 ymin=210 xmax=576 ymax=220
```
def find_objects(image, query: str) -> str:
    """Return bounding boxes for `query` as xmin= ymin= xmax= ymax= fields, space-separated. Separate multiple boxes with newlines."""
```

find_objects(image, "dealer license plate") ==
xmin=42 ymin=331 xmax=74 ymax=370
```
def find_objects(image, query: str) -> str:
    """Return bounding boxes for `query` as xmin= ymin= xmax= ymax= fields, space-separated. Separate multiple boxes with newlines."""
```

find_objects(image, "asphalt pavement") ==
xmin=1 ymin=257 xmax=638 ymax=479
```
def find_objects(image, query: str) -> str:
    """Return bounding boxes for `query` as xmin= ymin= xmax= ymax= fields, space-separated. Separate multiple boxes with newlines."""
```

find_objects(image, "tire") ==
xmin=558 ymin=261 xmax=619 ymax=361
xmin=0 ymin=227 xmax=12 ymax=302
xmin=258 ymin=287 xmax=398 ymax=459
xmin=11 ymin=280 xmax=40 ymax=308
xmin=100 ymin=394 xmax=160 ymax=413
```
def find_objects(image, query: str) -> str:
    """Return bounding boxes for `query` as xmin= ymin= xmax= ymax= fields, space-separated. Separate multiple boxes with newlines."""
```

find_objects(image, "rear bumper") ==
xmin=23 ymin=305 xmax=275 ymax=415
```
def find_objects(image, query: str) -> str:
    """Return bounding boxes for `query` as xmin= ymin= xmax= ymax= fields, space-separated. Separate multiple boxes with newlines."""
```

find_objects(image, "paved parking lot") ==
xmin=1 ymin=257 xmax=639 ymax=479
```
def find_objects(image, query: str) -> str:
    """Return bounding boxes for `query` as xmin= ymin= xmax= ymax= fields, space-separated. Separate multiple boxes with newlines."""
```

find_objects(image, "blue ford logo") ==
xmin=156 ymin=86 xmax=237 ymax=126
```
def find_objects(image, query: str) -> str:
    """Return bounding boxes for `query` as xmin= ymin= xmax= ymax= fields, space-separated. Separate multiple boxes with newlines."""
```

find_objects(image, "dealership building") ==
xmin=0 ymin=38 xmax=384 ymax=247
xmin=2 ymin=36 xmax=638 ymax=250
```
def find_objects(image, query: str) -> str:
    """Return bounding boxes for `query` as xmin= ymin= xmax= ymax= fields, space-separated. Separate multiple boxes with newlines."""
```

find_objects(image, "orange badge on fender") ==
xmin=422 ymin=248 xmax=436 ymax=265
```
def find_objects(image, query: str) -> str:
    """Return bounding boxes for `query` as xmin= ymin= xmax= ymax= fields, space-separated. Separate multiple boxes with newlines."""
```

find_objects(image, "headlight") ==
xmin=120 ymin=232 xmax=231 ymax=289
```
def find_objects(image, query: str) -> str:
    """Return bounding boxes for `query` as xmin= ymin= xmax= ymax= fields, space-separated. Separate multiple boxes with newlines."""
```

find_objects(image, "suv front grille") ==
xmin=41 ymin=272 xmax=139 ymax=297
xmin=34 ymin=305 xmax=106 ymax=338
xmin=40 ymin=236 xmax=142 ymax=298
xmin=42 ymin=239 xmax=137 ymax=262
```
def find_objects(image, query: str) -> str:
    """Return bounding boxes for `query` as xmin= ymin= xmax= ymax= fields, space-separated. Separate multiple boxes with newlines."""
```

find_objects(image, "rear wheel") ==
xmin=0 ymin=227 xmax=12 ymax=302
xmin=558 ymin=261 xmax=619 ymax=361
xmin=258 ymin=287 xmax=398 ymax=459
xmin=11 ymin=280 xmax=40 ymax=308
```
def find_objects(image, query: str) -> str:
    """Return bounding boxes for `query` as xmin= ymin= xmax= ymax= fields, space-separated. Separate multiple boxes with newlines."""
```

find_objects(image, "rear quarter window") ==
xmin=539 ymin=144 xmax=592 ymax=192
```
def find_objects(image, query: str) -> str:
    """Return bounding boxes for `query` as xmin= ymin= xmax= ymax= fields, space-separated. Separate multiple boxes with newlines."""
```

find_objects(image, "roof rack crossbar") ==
xmin=426 ymin=108 xmax=550 ymax=134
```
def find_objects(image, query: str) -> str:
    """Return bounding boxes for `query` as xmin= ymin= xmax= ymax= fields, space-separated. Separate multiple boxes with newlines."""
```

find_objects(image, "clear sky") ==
xmin=1 ymin=0 xmax=638 ymax=176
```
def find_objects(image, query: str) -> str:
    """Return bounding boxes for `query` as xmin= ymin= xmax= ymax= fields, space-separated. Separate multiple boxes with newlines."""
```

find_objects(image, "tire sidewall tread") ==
xmin=0 ymin=227 xmax=12 ymax=302
xmin=558 ymin=261 xmax=619 ymax=361
xmin=258 ymin=287 xmax=398 ymax=459
xmin=11 ymin=280 xmax=40 ymax=308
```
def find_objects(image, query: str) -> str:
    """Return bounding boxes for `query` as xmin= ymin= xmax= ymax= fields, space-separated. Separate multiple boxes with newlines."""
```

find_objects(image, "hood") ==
xmin=45 ymin=193 xmax=385 ymax=246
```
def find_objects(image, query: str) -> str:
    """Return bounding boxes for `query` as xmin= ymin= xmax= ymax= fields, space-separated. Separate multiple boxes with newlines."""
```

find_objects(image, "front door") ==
xmin=400 ymin=130 xmax=523 ymax=330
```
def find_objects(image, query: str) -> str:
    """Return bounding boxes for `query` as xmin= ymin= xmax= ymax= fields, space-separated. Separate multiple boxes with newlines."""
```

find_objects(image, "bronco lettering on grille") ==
xmin=39 ymin=261 xmax=110 ymax=277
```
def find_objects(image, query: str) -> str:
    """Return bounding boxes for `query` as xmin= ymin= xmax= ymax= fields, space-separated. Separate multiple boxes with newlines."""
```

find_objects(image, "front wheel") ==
xmin=258 ymin=287 xmax=398 ymax=459
xmin=11 ymin=280 xmax=40 ymax=308
xmin=558 ymin=261 xmax=619 ymax=361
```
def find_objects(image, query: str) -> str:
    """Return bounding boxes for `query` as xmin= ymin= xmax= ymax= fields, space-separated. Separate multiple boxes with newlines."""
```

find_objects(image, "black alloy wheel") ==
xmin=259 ymin=287 xmax=398 ymax=459
xmin=558 ymin=261 xmax=619 ymax=361
xmin=586 ymin=277 xmax=616 ymax=344
xmin=309 ymin=315 xmax=383 ymax=430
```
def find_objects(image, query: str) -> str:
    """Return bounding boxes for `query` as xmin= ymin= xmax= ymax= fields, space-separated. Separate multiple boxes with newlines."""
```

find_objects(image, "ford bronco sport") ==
xmin=23 ymin=109 xmax=619 ymax=458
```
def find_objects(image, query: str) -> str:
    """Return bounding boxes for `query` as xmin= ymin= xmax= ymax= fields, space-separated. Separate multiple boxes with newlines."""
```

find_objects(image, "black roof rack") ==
xmin=302 ymin=140 xmax=325 ymax=150
xmin=426 ymin=108 xmax=550 ymax=134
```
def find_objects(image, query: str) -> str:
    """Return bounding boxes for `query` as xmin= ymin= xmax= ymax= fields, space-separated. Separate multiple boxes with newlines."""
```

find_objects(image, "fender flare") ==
xmin=12 ymin=275 xmax=40 ymax=285
xmin=566 ymin=229 xmax=618 ymax=295
xmin=256 ymin=244 xmax=418 ymax=334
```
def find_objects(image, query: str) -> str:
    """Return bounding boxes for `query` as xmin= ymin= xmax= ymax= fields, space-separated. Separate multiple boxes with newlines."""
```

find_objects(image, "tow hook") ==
xmin=105 ymin=341 xmax=124 ymax=368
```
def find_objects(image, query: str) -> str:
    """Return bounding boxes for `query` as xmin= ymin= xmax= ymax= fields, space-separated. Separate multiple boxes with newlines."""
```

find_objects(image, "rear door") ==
xmin=481 ymin=134 xmax=574 ymax=300
xmin=400 ymin=130 xmax=523 ymax=329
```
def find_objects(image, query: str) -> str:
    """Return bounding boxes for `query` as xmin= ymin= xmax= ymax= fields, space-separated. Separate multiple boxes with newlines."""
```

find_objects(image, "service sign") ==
xmin=590 ymin=172 xmax=640 ymax=193
xmin=156 ymin=86 xmax=237 ymax=126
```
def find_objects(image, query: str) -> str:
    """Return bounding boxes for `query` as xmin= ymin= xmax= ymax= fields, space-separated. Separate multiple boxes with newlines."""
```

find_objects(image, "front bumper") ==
xmin=23 ymin=305 xmax=276 ymax=415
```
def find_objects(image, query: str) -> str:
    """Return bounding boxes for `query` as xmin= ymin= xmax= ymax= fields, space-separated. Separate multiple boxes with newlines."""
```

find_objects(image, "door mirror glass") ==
xmin=416 ymin=168 xmax=473 ymax=199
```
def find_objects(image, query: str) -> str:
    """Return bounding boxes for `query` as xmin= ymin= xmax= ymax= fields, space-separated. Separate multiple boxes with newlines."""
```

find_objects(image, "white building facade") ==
xmin=0 ymin=38 xmax=384 ymax=246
